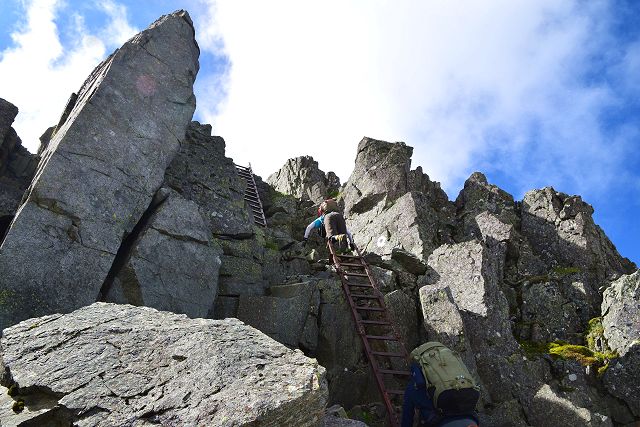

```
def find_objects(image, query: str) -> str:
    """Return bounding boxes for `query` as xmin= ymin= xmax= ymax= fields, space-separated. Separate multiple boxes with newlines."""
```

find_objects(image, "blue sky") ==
xmin=0 ymin=0 xmax=638 ymax=267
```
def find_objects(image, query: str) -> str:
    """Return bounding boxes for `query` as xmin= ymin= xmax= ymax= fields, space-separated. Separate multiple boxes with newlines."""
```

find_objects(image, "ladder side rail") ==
xmin=328 ymin=240 xmax=401 ymax=427
xmin=353 ymin=243 xmax=411 ymax=362
xmin=247 ymin=163 xmax=267 ymax=227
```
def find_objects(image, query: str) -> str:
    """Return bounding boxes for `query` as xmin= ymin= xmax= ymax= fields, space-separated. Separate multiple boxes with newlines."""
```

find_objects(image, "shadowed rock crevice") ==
xmin=98 ymin=189 xmax=169 ymax=302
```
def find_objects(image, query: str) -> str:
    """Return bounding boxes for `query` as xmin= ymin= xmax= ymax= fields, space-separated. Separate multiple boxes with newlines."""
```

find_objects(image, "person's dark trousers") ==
xmin=401 ymin=364 xmax=440 ymax=427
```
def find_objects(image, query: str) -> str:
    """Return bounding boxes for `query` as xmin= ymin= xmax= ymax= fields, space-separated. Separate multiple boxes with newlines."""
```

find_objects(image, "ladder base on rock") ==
xmin=327 ymin=240 xmax=410 ymax=427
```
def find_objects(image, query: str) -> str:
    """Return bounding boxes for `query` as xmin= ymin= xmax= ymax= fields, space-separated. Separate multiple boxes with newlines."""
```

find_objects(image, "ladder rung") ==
xmin=360 ymin=320 xmax=390 ymax=325
xmin=379 ymin=369 xmax=410 ymax=376
xmin=386 ymin=389 xmax=405 ymax=395
xmin=372 ymin=351 xmax=406 ymax=358
xmin=355 ymin=306 xmax=385 ymax=312
xmin=244 ymin=193 xmax=259 ymax=199
xmin=337 ymin=254 xmax=360 ymax=259
xmin=349 ymin=294 xmax=379 ymax=299
xmin=347 ymin=283 xmax=374 ymax=288
xmin=341 ymin=272 xmax=369 ymax=277
xmin=338 ymin=262 xmax=364 ymax=267
xmin=366 ymin=335 xmax=398 ymax=341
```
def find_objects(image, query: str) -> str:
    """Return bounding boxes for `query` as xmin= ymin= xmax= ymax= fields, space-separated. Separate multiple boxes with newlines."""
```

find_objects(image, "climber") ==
xmin=402 ymin=342 xmax=480 ymax=427
xmin=302 ymin=198 xmax=354 ymax=252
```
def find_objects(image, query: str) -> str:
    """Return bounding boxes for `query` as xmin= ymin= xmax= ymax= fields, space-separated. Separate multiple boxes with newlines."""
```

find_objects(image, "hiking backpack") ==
xmin=410 ymin=342 xmax=480 ymax=414
xmin=331 ymin=234 xmax=350 ymax=254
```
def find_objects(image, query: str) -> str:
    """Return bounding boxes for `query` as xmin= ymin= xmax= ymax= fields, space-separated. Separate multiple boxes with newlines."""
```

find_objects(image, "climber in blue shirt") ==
xmin=303 ymin=199 xmax=353 ymax=248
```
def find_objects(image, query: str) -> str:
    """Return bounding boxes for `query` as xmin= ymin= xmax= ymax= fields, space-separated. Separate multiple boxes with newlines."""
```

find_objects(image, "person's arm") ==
xmin=303 ymin=218 xmax=322 ymax=239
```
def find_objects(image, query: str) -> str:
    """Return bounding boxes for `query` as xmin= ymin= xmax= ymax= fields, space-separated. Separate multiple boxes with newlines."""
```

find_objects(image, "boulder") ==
xmin=601 ymin=271 xmax=640 ymax=416
xmin=418 ymin=284 xmax=477 ymax=371
xmin=601 ymin=270 xmax=640 ymax=355
xmin=521 ymin=188 xmax=635 ymax=289
xmin=267 ymin=156 xmax=340 ymax=204
xmin=603 ymin=346 xmax=640 ymax=417
xmin=0 ymin=11 xmax=200 ymax=330
xmin=391 ymin=248 xmax=427 ymax=275
xmin=454 ymin=172 xmax=520 ymax=242
xmin=347 ymin=192 xmax=448 ymax=261
xmin=342 ymin=138 xmax=413 ymax=216
xmin=529 ymin=384 xmax=613 ymax=427
xmin=0 ymin=303 xmax=328 ymax=426
xmin=103 ymin=189 xmax=222 ymax=318
xmin=237 ymin=281 xmax=320 ymax=351
xmin=424 ymin=240 xmax=552 ymax=421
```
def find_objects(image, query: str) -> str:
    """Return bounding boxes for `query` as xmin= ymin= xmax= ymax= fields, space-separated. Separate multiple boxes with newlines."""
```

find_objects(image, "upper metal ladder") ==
xmin=327 ymin=240 xmax=411 ymax=427
xmin=235 ymin=163 xmax=267 ymax=227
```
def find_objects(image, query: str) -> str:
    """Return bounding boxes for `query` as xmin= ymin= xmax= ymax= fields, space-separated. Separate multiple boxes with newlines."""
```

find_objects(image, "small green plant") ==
xmin=7 ymin=384 xmax=18 ymax=397
xmin=327 ymin=189 xmax=341 ymax=199
xmin=552 ymin=266 xmax=581 ymax=276
xmin=264 ymin=239 xmax=279 ymax=251
xmin=517 ymin=339 xmax=617 ymax=377
xmin=585 ymin=317 xmax=606 ymax=351
xmin=12 ymin=399 xmax=24 ymax=413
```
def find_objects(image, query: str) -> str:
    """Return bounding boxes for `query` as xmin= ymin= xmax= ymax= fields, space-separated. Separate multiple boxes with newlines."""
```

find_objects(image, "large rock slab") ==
xmin=237 ymin=281 xmax=320 ymax=350
xmin=104 ymin=189 xmax=222 ymax=318
xmin=342 ymin=138 xmax=413 ymax=216
xmin=267 ymin=156 xmax=340 ymax=204
xmin=0 ymin=11 xmax=199 ymax=329
xmin=454 ymin=172 xmax=520 ymax=242
xmin=0 ymin=302 xmax=328 ymax=426
xmin=347 ymin=192 xmax=448 ymax=261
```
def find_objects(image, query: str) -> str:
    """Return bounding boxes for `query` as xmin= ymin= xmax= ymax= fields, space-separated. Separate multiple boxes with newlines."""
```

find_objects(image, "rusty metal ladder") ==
xmin=235 ymin=163 xmax=267 ymax=227
xmin=327 ymin=240 xmax=411 ymax=427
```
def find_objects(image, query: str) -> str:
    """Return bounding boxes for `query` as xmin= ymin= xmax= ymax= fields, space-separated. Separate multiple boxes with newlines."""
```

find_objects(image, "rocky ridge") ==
xmin=0 ymin=8 xmax=638 ymax=427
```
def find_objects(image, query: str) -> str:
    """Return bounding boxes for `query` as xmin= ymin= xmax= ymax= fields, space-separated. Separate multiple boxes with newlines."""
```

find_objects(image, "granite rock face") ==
xmin=342 ymin=138 xmax=413 ymax=216
xmin=343 ymin=138 xmax=454 ymax=261
xmin=521 ymin=187 xmax=634 ymax=289
xmin=0 ymin=98 xmax=38 ymax=240
xmin=602 ymin=271 xmax=640 ymax=416
xmin=104 ymin=189 xmax=222 ymax=318
xmin=0 ymin=303 xmax=328 ymax=426
xmin=0 ymin=11 xmax=200 ymax=330
xmin=165 ymin=121 xmax=253 ymax=238
xmin=267 ymin=156 xmax=340 ymax=204
xmin=602 ymin=271 xmax=640 ymax=356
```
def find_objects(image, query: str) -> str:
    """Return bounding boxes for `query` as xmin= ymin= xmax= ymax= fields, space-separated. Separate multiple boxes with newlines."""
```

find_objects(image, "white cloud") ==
xmin=193 ymin=0 xmax=637 ymax=200
xmin=0 ymin=0 xmax=137 ymax=152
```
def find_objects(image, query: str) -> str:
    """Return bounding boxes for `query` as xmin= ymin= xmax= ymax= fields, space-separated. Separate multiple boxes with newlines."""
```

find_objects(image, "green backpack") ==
xmin=332 ymin=234 xmax=350 ymax=254
xmin=411 ymin=342 xmax=480 ymax=414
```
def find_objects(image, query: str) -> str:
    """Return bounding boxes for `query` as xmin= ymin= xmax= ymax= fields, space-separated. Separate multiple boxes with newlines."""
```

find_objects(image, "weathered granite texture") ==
xmin=342 ymin=138 xmax=454 ymax=261
xmin=267 ymin=155 xmax=340 ymax=204
xmin=0 ymin=303 xmax=328 ymax=426
xmin=164 ymin=121 xmax=253 ymax=238
xmin=0 ymin=11 xmax=200 ymax=330
xmin=342 ymin=138 xmax=413 ymax=216
xmin=420 ymin=240 xmax=617 ymax=426
xmin=104 ymin=189 xmax=222 ymax=317
xmin=602 ymin=271 xmax=640 ymax=416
